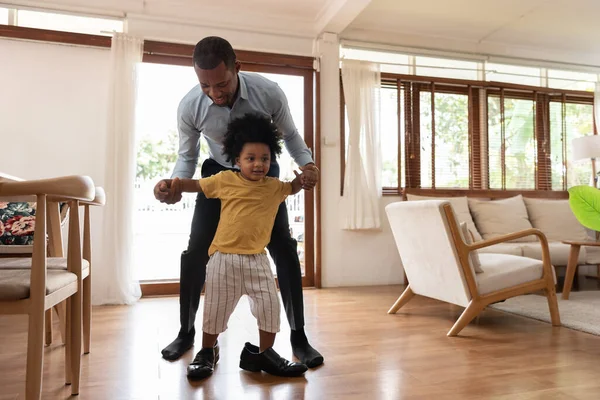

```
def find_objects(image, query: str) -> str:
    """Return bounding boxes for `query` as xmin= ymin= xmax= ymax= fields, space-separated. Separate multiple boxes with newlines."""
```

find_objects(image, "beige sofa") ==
xmin=405 ymin=191 xmax=600 ymax=270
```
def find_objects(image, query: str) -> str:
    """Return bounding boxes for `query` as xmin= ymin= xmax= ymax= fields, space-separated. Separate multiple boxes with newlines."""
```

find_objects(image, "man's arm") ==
xmin=171 ymin=101 xmax=201 ymax=179
xmin=270 ymin=83 xmax=314 ymax=168
xmin=155 ymin=100 xmax=201 ymax=204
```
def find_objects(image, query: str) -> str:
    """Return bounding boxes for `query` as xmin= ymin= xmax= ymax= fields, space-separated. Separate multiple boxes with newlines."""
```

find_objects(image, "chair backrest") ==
xmin=385 ymin=200 xmax=473 ymax=307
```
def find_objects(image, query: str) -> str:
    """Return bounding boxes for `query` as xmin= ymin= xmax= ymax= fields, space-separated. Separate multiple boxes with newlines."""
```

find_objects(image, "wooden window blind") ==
xmin=487 ymin=89 xmax=537 ymax=189
xmin=549 ymin=95 xmax=595 ymax=189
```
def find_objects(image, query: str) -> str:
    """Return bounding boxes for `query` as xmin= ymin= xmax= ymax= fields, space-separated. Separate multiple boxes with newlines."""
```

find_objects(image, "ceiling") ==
xmin=5 ymin=0 xmax=600 ymax=67
xmin=343 ymin=0 xmax=600 ymax=67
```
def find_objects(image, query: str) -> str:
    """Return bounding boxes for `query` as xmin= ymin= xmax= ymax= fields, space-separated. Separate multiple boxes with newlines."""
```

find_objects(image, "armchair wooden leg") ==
xmin=45 ymin=309 xmax=53 ymax=346
xmin=70 ymin=289 xmax=82 ymax=396
xmin=388 ymin=285 xmax=415 ymax=314
xmin=55 ymin=302 xmax=67 ymax=345
xmin=26 ymin=307 xmax=45 ymax=400
xmin=545 ymin=285 xmax=561 ymax=326
xmin=83 ymin=276 xmax=91 ymax=354
xmin=447 ymin=300 xmax=484 ymax=337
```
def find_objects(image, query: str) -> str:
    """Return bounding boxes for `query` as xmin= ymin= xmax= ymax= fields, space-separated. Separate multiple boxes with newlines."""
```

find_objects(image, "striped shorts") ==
xmin=202 ymin=251 xmax=281 ymax=335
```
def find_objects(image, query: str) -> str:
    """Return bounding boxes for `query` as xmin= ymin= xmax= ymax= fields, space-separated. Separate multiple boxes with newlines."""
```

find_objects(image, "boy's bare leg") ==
xmin=203 ymin=332 xmax=219 ymax=349
xmin=259 ymin=330 xmax=276 ymax=352
xmin=187 ymin=332 xmax=220 ymax=380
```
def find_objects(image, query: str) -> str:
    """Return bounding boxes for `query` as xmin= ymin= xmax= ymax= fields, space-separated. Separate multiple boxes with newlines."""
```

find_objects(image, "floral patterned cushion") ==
xmin=0 ymin=202 xmax=36 ymax=246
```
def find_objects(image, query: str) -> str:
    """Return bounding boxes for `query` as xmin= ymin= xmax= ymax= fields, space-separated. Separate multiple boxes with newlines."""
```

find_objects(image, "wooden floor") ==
xmin=2 ymin=285 xmax=600 ymax=399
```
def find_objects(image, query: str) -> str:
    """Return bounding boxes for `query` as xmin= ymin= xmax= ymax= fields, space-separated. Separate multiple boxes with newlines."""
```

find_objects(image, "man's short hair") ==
xmin=193 ymin=36 xmax=237 ymax=70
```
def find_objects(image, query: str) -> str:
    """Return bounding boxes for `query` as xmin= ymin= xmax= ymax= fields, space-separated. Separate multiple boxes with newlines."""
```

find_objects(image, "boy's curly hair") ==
xmin=222 ymin=113 xmax=283 ymax=165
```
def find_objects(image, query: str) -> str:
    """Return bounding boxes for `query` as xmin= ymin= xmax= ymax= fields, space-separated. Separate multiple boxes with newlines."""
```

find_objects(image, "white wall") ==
xmin=317 ymin=33 xmax=404 ymax=288
xmin=0 ymin=37 xmax=110 ymax=287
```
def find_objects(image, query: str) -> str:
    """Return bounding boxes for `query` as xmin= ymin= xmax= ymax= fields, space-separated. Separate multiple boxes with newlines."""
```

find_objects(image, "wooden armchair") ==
xmin=0 ymin=173 xmax=105 ymax=353
xmin=0 ymin=175 xmax=95 ymax=399
xmin=385 ymin=200 xmax=560 ymax=336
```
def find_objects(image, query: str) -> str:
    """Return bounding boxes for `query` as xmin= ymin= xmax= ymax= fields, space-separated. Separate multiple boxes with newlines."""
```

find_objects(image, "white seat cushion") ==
xmin=476 ymin=253 xmax=545 ymax=295
xmin=477 ymin=243 xmax=523 ymax=256
xmin=0 ymin=269 xmax=77 ymax=301
xmin=521 ymin=242 xmax=586 ymax=267
xmin=0 ymin=257 xmax=90 ymax=279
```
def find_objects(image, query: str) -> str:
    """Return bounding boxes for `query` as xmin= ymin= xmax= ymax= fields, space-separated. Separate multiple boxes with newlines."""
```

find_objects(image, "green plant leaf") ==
xmin=568 ymin=185 xmax=600 ymax=231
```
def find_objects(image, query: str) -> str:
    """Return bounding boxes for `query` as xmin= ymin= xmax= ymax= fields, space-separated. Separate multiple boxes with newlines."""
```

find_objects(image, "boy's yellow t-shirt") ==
xmin=199 ymin=170 xmax=292 ymax=256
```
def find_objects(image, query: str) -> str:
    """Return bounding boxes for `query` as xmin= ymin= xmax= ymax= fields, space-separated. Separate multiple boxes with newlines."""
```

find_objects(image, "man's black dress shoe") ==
xmin=187 ymin=343 xmax=219 ymax=380
xmin=239 ymin=342 xmax=307 ymax=377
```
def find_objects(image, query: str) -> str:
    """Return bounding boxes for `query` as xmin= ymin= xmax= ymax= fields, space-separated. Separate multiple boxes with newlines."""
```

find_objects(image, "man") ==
xmin=154 ymin=36 xmax=323 ymax=376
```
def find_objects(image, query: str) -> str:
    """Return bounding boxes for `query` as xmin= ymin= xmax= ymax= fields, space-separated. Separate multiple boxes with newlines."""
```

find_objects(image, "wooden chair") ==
xmin=0 ymin=175 xmax=95 ymax=399
xmin=0 ymin=173 xmax=105 ymax=353
xmin=385 ymin=200 xmax=560 ymax=336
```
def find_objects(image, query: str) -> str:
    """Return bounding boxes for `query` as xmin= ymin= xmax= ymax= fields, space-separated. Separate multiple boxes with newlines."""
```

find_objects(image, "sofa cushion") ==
xmin=477 ymin=243 xmax=523 ymax=256
xmin=407 ymin=194 xmax=482 ymax=241
xmin=521 ymin=242 xmax=586 ymax=266
xmin=523 ymin=198 xmax=588 ymax=242
xmin=459 ymin=222 xmax=483 ymax=273
xmin=585 ymin=246 xmax=600 ymax=264
xmin=468 ymin=195 xmax=535 ymax=243
xmin=476 ymin=253 xmax=544 ymax=295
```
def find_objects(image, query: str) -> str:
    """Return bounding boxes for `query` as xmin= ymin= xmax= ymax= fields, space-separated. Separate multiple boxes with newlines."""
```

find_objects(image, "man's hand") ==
xmin=154 ymin=178 xmax=183 ymax=204
xmin=299 ymin=163 xmax=319 ymax=190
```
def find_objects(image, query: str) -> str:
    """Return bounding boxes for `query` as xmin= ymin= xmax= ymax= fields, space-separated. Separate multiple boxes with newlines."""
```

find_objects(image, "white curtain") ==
xmin=94 ymin=33 xmax=143 ymax=305
xmin=340 ymin=60 xmax=382 ymax=230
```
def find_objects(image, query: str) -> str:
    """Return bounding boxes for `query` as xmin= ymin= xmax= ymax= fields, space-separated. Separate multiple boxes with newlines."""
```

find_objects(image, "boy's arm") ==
xmin=161 ymin=178 xmax=201 ymax=196
xmin=176 ymin=177 xmax=202 ymax=193
xmin=291 ymin=171 xmax=304 ymax=195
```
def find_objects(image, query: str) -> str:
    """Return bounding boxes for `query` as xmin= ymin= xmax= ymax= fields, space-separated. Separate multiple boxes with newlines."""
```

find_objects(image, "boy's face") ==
xmin=236 ymin=143 xmax=271 ymax=181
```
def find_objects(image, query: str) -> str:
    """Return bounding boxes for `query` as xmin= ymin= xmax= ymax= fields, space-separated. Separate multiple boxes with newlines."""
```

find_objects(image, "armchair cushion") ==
xmin=0 ymin=257 xmax=90 ymax=278
xmin=476 ymin=253 xmax=544 ymax=295
xmin=0 ymin=269 xmax=77 ymax=301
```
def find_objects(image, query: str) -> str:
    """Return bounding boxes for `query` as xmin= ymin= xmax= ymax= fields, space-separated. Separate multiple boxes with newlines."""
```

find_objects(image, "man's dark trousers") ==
xmin=177 ymin=158 xmax=305 ymax=338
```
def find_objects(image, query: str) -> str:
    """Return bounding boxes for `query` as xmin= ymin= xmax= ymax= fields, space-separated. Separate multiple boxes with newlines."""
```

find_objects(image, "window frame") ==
xmin=340 ymin=71 xmax=595 ymax=196
xmin=0 ymin=24 xmax=320 ymax=292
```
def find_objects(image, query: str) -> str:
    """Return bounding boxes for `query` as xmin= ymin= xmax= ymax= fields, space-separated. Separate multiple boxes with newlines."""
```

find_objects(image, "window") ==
xmin=0 ymin=8 xmax=8 ymax=24
xmin=416 ymin=56 xmax=478 ymax=80
xmin=340 ymin=47 xmax=598 ymax=194
xmin=486 ymin=63 xmax=541 ymax=86
xmin=549 ymin=101 xmax=594 ymax=189
xmin=548 ymin=69 xmax=597 ymax=92
xmin=487 ymin=95 xmax=536 ymax=189
xmin=15 ymin=9 xmax=123 ymax=35
xmin=419 ymin=89 xmax=470 ymax=188
xmin=341 ymin=48 xmax=410 ymax=75
xmin=381 ymin=86 xmax=402 ymax=188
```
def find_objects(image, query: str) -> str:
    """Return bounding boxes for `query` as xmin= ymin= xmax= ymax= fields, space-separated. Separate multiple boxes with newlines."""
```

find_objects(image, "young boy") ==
xmin=162 ymin=113 xmax=308 ymax=380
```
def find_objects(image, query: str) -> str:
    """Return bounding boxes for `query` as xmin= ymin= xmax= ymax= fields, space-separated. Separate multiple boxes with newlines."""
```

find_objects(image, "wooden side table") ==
xmin=562 ymin=240 xmax=600 ymax=300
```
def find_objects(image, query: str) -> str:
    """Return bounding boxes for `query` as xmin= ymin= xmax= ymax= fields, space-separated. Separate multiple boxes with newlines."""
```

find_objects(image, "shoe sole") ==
xmin=239 ymin=360 xmax=307 ymax=377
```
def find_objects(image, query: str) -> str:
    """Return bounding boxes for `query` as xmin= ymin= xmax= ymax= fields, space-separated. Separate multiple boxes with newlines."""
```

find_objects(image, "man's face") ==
xmin=195 ymin=61 xmax=241 ymax=107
